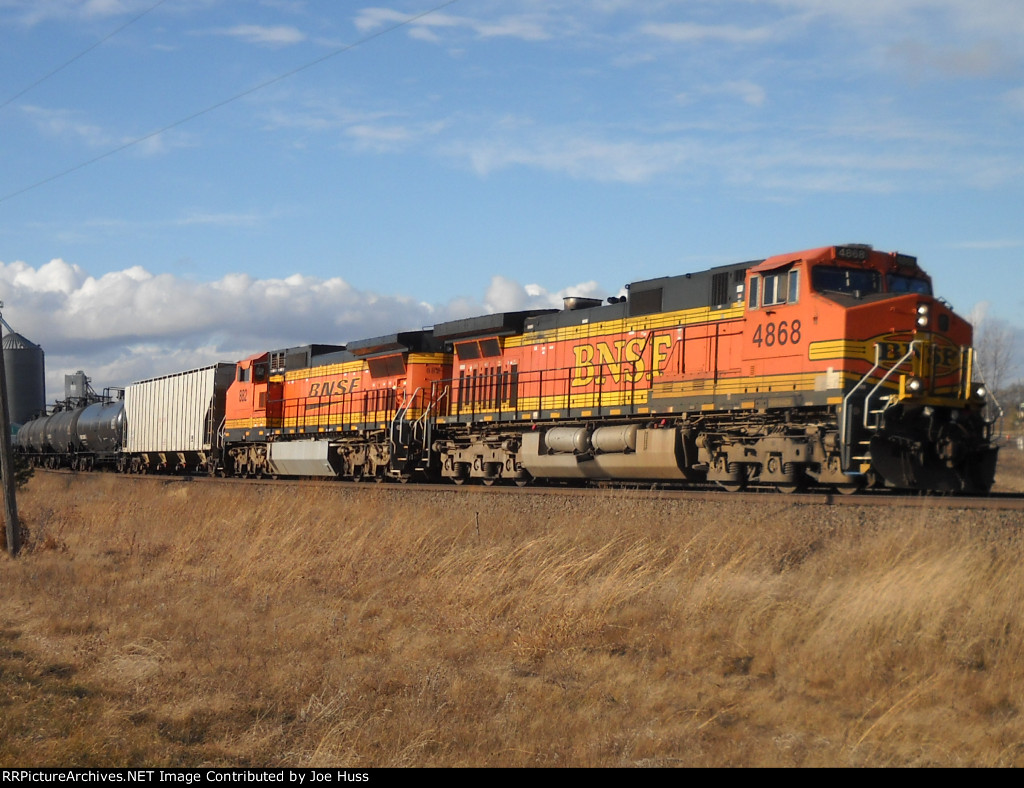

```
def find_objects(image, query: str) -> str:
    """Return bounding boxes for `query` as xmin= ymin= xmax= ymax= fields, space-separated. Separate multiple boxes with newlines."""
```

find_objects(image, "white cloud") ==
xmin=18 ymin=105 xmax=193 ymax=158
xmin=219 ymin=24 xmax=306 ymax=46
xmin=721 ymin=81 xmax=766 ymax=108
xmin=7 ymin=258 xmax=87 ymax=294
xmin=353 ymin=7 xmax=552 ymax=42
xmin=484 ymin=275 xmax=606 ymax=312
xmin=7 ymin=0 xmax=126 ymax=26
xmin=773 ymin=0 xmax=1024 ymax=36
xmin=259 ymin=99 xmax=450 ymax=152
xmin=174 ymin=210 xmax=266 ymax=228
xmin=81 ymin=0 xmax=130 ymax=17
xmin=450 ymin=132 xmax=696 ymax=183
xmin=0 ymin=259 xmax=604 ymax=398
xmin=678 ymin=81 xmax=767 ymax=108
xmin=345 ymin=119 xmax=448 ymax=153
xmin=639 ymin=22 xmax=775 ymax=45
xmin=20 ymin=105 xmax=112 ymax=147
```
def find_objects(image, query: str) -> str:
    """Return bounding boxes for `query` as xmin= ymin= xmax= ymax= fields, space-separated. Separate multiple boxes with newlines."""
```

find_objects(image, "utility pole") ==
xmin=0 ymin=302 xmax=20 ymax=557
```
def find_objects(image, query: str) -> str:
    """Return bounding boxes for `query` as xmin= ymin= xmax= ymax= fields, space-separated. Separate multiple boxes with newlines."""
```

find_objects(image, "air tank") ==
xmin=76 ymin=400 xmax=125 ymax=453
xmin=591 ymin=424 xmax=639 ymax=454
xmin=545 ymin=427 xmax=592 ymax=454
xmin=2 ymin=331 xmax=45 ymax=428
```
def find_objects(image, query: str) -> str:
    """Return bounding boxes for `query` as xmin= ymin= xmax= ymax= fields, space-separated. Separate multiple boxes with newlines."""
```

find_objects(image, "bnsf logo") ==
xmin=877 ymin=337 xmax=961 ymax=375
xmin=571 ymin=336 xmax=674 ymax=386
xmin=306 ymin=377 xmax=361 ymax=396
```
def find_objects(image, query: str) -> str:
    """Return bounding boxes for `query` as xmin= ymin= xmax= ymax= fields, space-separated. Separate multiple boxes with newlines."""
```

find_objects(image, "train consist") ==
xmin=16 ymin=244 xmax=999 ymax=494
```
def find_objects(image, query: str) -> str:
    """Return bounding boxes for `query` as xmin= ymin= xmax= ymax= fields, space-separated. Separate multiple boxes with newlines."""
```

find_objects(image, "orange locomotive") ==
xmin=222 ymin=243 xmax=996 ymax=493
xmin=428 ymin=243 xmax=994 ymax=492
xmin=224 ymin=333 xmax=451 ymax=480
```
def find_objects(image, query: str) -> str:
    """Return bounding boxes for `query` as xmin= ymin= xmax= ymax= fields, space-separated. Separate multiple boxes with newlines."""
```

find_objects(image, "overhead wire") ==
xmin=0 ymin=0 xmax=171 ymax=112
xmin=0 ymin=0 xmax=462 ymax=206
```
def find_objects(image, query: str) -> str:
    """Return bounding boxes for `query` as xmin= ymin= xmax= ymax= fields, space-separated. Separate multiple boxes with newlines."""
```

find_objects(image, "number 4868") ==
xmin=752 ymin=319 xmax=801 ymax=347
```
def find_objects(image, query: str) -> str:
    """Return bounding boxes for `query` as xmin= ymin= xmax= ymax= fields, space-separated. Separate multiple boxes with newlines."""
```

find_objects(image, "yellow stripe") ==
xmin=283 ymin=352 xmax=452 ymax=381
xmin=285 ymin=360 xmax=363 ymax=381
xmin=408 ymin=352 xmax=453 ymax=364
xmin=505 ymin=304 xmax=745 ymax=348
xmin=808 ymin=340 xmax=872 ymax=362
xmin=226 ymin=418 xmax=282 ymax=430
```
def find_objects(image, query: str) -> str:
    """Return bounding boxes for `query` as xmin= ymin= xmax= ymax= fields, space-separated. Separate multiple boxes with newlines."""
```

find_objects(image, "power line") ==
xmin=0 ymin=0 xmax=171 ymax=112
xmin=0 ymin=0 xmax=462 ymax=206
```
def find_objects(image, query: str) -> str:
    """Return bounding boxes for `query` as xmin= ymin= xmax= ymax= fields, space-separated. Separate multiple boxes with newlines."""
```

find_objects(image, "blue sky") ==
xmin=0 ymin=0 xmax=1022 ymax=397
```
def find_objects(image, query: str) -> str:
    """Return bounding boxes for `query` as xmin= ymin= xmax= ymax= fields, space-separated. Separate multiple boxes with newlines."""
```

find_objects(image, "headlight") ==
xmin=974 ymin=385 xmax=987 ymax=399
xmin=906 ymin=377 xmax=924 ymax=394
xmin=916 ymin=303 xmax=930 ymax=328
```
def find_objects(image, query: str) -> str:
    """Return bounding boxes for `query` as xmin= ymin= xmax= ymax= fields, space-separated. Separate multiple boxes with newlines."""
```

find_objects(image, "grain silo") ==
xmin=2 ymin=327 xmax=45 ymax=428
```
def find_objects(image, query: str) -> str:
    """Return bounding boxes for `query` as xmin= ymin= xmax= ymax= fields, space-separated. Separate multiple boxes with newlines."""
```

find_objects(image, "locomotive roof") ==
xmin=523 ymin=259 xmax=763 ymax=332
xmin=346 ymin=330 xmax=445 ymax=357
xmin=267 ymin=344 xmax=352 ymax=374
xmin=432 ymin=309 xmax=558 ymax=341
xmin=626 ymin=259 xmax=762 ymax=294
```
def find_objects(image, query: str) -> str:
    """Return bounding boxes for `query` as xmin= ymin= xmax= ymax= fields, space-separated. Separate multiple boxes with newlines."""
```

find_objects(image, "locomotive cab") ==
xmin=225 ymin=352 xmax=283 ymax=439
xmin=796 ymin=245 xmax=995 ymax=492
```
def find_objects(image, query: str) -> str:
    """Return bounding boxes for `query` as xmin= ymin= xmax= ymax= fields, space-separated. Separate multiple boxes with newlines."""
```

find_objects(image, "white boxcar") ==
xmin=125 ymin=363 xmax=236 ymax=454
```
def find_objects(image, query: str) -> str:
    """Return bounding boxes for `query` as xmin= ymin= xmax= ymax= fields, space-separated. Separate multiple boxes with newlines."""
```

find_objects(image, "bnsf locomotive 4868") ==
xmin=17 ymin=244 xmax=999 ymax=494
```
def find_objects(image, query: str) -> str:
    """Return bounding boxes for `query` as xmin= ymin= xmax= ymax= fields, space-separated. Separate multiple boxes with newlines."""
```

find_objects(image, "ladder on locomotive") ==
xmin=386 ymin=385 xmax=450 ymax=480
xmin=840 ymin=342 xmax=920 ymax=470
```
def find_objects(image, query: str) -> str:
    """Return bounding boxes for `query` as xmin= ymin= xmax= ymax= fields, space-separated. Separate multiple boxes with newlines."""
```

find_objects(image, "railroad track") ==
xmin=41 ymin=468 xmax=1024 ymax=512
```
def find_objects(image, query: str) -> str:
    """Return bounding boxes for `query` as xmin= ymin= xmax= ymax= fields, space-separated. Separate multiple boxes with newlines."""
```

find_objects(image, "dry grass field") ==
xmin=1 ymin=448 xmax=1023 ymax=767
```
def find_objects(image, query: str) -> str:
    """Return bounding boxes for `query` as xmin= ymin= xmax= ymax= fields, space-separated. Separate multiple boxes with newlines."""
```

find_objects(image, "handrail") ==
xmin=388 ymin=386 xmax=421 ymax=442
xmin=862 ymin=340 xmax=920 ymax=429
xmin=417 ymin=385 xmax=449 ymax=428
xmin=840 ymin=344 xmax=881 ymax=465
xmin=839 ymin=340 xmax=919 ymax=470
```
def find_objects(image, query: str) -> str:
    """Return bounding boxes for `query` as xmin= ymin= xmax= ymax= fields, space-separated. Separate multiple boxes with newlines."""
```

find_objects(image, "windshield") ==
xmin=812 ymin=266 xmax=881 ymax=297
xmin=886 ymin=274 xmax=932 ymax=295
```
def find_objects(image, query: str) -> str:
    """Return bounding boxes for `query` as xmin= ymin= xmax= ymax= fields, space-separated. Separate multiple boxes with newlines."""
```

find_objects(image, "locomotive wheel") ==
xmin=718 ymin=481 xmax=745 ymax=493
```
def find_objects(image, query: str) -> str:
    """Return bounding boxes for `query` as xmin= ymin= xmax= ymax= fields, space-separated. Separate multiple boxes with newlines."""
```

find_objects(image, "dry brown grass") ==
xmin=1 ymin=461 xmax=1024 ymax=767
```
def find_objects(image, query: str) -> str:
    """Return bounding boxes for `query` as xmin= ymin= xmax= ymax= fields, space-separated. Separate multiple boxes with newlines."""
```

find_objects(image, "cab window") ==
xmin=886 ymin=274 xmax=931 ymax=295
xmin=812 ymin=266 xmax=881 ymax=296
xmin=763 ymin=269 xmax=798 ymax=307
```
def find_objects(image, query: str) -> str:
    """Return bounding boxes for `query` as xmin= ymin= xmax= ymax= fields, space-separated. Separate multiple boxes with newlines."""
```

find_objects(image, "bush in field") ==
xmin=14 ymin=453 xmax=33 ymax=489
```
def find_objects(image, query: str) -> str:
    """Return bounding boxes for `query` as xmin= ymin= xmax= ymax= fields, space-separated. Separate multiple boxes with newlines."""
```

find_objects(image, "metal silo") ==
xmin=2 ymin=330 xmax=45 ymax=429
